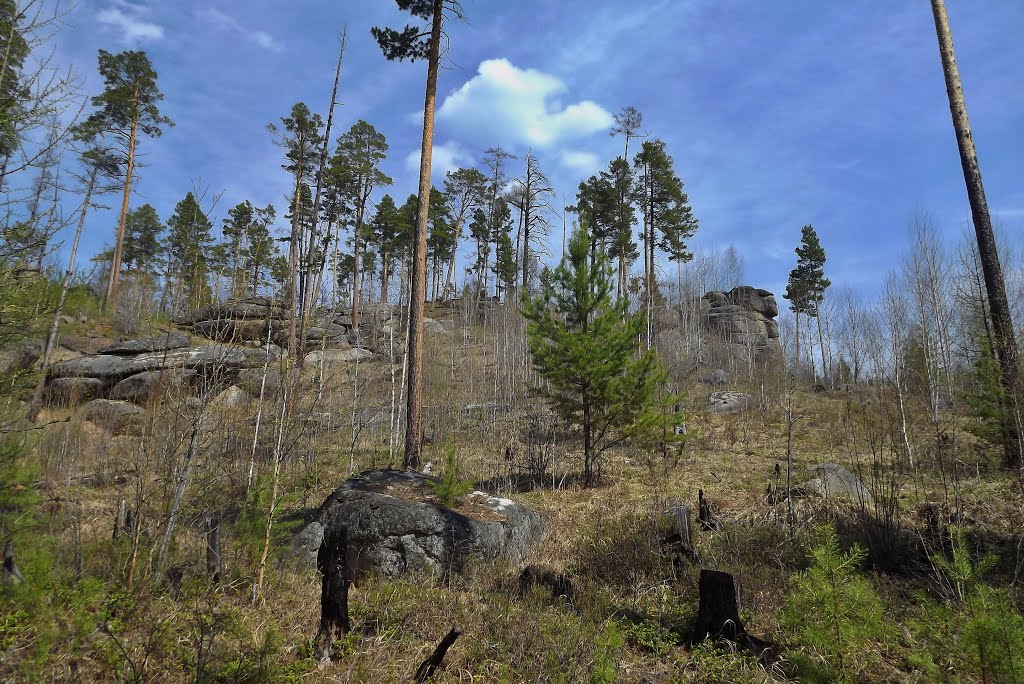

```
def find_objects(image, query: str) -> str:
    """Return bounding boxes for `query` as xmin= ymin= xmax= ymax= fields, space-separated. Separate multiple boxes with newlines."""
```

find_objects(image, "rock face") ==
xmin=796 ymin=463 xmax=872 ymax=504
xmin=697 ymin=369 xmax=728 ymax=386
xmin=701 ymin=286 xmax=781 ymax=366
xmin=46 ymin=340 xmax=276 ymax=407
xmin=294 ymin=470 xmax=549 ymax=578
xmin=706 ymin=391 xmax=758 ymax=415
xmin=47 ymin=377 xmax=102 ymax=405
xmin=97 ymin=332 xmax=190 ymax=355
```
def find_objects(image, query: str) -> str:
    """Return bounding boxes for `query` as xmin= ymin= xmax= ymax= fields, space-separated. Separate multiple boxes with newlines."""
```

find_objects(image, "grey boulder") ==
xmin=46 ymin=377 xmax=102 ymax=405
xmin=293 ymin=469 xmax=549 ymax=578
xmin=305 ymin=347 xmax=374 ymax=366
xmin=796 ymin=463 xmax=872 ymax=504
xmin=706 ymin=391 xmax=758 ymax=415
xmin=83 ymin=399 xmax=146 ymax=434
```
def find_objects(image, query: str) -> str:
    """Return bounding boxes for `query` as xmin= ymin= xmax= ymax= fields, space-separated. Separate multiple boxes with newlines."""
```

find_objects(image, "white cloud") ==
xmin=96 ymin=6 xmax=164 ymax=44
xmin=437 ymin=58 xmax=613 ymax=149
xmin=405 ymin=140 xmax=474 ymax=182
xmin=559 ymin=149 xmax=600 ymax=176
xmin=198 ymin=8 xmax=283 ymax=52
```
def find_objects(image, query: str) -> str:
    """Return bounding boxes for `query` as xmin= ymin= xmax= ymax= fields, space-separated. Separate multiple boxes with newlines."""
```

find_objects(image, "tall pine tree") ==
xmin=784 ymin=225 xmax=831 ymax=377
xmin=81 ymin=49 xmax=172 ymax=307
xmin=166 ymin=191 xmax=213 ymax=313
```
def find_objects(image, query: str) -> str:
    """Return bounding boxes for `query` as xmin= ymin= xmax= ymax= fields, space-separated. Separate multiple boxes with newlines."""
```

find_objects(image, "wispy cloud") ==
xmin=96 ymin=4 xmax=164 ymax=44
xmin=198 ymin=8 xmax=283 ymax=52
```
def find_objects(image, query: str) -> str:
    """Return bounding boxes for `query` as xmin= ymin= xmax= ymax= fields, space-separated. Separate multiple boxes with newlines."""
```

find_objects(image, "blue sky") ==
xmin=51 ymin=0 xmax=1024 ymax=300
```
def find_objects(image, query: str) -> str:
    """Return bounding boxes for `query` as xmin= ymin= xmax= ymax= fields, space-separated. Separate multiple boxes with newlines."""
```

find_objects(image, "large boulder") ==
xmin=0 ymin=340 xmax=42 ymax=374
xmin=305 ymin=347 xmax=374 ymax=366
xmin=97 ymin=332 xmax=190 ymax=355
xmin=706 ymin=391 xmax=758 ymax=415
xmin=83 ymin=399 xmax=146 ymax=434
xmin=109 ymin=369 xmax=197 ymax=404
xmin=796 ymin=463 xmax=872 ymax=504
xmin=293 ymin=469 xmax=549 ymax=578
xmin=50 ymin=354 xmax=134 ymax=379
xmin=422 ymin=318 xmax=447 ymax=336
xmin=46 ymin=377 xmax=102 ymax=405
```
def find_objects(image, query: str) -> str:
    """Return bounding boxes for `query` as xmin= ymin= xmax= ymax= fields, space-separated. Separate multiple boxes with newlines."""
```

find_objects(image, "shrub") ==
xmin=912 ymin=527 xmax=1024 ymax=683
xmin=430 ymin=443 xmax=474 ymax=508
xmin=783 ymin=524 xmax=886 ymax=683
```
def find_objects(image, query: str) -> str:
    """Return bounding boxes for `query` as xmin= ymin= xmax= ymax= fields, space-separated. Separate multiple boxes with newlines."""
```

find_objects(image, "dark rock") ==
xmin=293 ymin=469 xmax=548 ymax=578
xmin=519 ymin=565 xmax=575 ymax=603
xmin=236 ymin=367 xmax=283 ymax=398
xmin=700 ymin=285 xmax=782 ymax=366
xmin=706 ymin=391 xmax=758 ymax=415
xmin=50 ymin=354 xmax=134 ymax=379
xmin=697 ymin=369 xmax=728 ymax=386
xmin=97 ymin=332 xmax=190 ymax=355
xmin=796 ymin=463 xmax=872 ymax=504
xmin=109 ymin=370 xmax=197 ymax=404
xmin=193 ymin=319 xmax=278 ymax=343
xmin=83 ymin=399 xmax=146 ymax=434
xmin=46 ymin=377 xmax=102 ymax=405
xmin=0 ymin=340 xmax=42 ymax=374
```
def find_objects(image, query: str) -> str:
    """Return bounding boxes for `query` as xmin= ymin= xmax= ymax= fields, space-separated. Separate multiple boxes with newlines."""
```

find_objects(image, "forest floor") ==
xmin=2 ymin=304 xmax=1023 ymax=683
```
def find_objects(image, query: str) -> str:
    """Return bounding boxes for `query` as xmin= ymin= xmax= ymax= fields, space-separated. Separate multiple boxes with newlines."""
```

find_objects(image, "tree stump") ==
xmin=315 ymin=523 xmax=350 ymax=664
xmin=206 ymin=515 xmax=222 ymax=583
xmin=692 ymin=569 xmax=745 ymax=644
xmin=414 ymin=626 xmax=462 ymax=683
xmin=698 ymin=489 xmax=719 ymax=531
xmin=2 ymin=540 xmax=24 ymax=585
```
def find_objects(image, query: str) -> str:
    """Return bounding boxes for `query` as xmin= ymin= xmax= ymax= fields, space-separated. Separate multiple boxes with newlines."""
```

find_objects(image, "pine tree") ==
xmin=166 ymin=191 xmax=213 ymax=312
xmin=369 ymin=193 xmax=401 ymax=303
xmin=784 ymin=225 xmax=831 ymax=376
xmin=522 ymin=225 xmax=678 ymax=486
xmin=634 ymin=139 xmax=698 ymax=343
xmin=331 ymin=120 xmax=391 ymax=326
xmin=269 ymin=102 xmax=324 ymax=354
xmin=0 ymin=0 xmax=31 ymax=178
xmin=426 ymin=186 xmax=453 ymax=301
xmin=122 ymin=204 xmax=163 ymax=273
xmin=243 ymin=204 xmax=280 ymax=297
xmin=80 ymin=49 xmax=173 ymax=307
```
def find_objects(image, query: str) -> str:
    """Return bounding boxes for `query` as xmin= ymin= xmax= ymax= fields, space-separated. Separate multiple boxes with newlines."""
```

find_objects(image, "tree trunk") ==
xmin=930 ymin=0 xmax=1022 ymax=469
xmin=403 ymin=0 xmax=443 ymax=470
xmin=28 ymin=163 xmax=99 ymax=421
xmin=300 ymin=30 xmax=346 ymax=354
xmin=286 ymin=165 xmax=303 ymax=359
xmin=315 ymin=524 xmax=350 ymax=664
xmin=692 ymin=569 xmax=746 ymax=644
xmin=106 ymin=106 xmax=139 ymax=309
xmin=2 ymin=541 xmax=24 ymax=586
xmin=414 ymin=627 xmax=462 ymax=683
xmin=206 ymin=514 xmax=221 ymax=582
xmin=816 ymin=305 xmax=828 ymax=385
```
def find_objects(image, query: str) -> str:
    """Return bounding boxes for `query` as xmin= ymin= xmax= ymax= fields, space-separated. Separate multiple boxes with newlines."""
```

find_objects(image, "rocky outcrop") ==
xmin=700 ymin=286 xmax=781 ymax=366
xmin=293 ymin=469 xmax=549 ymax=578
xmin=46 ymin=340 xmax=276 ymax=408
xmin=305 ymin=347 xmax=375 ymax=366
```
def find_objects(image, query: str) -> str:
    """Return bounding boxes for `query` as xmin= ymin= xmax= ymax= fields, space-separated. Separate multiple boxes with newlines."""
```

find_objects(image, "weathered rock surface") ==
xmin=97 ymin=332 xmax=190 ymax=355
xmin=706 ymin=391 xmax=758 ymax=415
xmin=47 ymin=377 xmax=102 ymax=405
xmin=0 ymin=340 xmax=42 ymax=374
xmin=51 ymin=344 xmax=275 ymax=380
xmin=422 ymin=318 xmax=447 ymax=335
xmin=236 ymin=367 xmax=283 ymax=398
xmin=109 ymin=370 xmax=197 ymax=404
xmin=293 ymin=469 xmax=549 ymax=578
xmin=796 ymin=463 xmax=872 ymax=503
xmin=209 ymin=385 xmax=249 ymax=410
xmin=305 ymin=347 xmax=375 ymax=366
xmin=83 ymin=399 xmax=146 ymax=433
xmin=701 ymin=286 xmax=782 ymax=366
xmin=697 ymin=368 xmax=728 ymax=386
